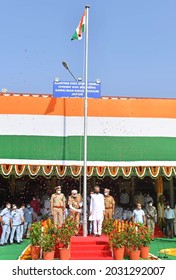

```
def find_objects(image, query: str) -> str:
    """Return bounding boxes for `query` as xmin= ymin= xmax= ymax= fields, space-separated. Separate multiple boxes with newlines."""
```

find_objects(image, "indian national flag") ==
xmin=71 ymin=9 xmax=86 ymax=40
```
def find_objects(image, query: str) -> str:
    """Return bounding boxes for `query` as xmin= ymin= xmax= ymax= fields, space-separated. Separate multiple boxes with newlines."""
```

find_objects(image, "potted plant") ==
xmin=126 ymin=225 xmax=142 ymax=260
xmin=29 ymin=221 xmax=42 ymax=260
xmin=109 ymin=229 xmax=125 ymax=260
xmin=41 ymin=233 xmax=57 ymax=260
xmin=138 ymin=224 xmax=152 ymax=259
xmin=56 ymin=217 xmax=77 ymax=260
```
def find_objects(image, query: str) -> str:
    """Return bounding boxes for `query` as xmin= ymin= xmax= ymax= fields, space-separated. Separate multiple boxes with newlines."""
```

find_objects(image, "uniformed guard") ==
xmin=10 ymin=204 xmax=23 ymax=244
xmin=0 ymin=202 xmax=11 ymax=246
xmin=104 ymin=188 xmax=115 ymax=220
xmin=68 ymin=190 xmax=83 ymax=235
xmin=146 ymin=201 xmax=157 ymax=238
xmin=50 ymin=186 xmax=66 ymax=227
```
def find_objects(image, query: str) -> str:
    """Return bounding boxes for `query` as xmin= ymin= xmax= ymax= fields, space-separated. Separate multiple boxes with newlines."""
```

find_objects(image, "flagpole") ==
xmin=83 ymin=5 xmax=90 ymax=237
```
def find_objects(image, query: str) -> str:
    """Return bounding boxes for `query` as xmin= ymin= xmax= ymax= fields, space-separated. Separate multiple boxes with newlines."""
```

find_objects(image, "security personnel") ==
xmin=0 ymin=202 xmax=11 ymax=246
xmin=146 ymin=201 xmax=157 ymax=238
xmin=104 ymin=188 xmax=115 ymax=220
xmin=50 ymin=186 xmax=66 ymax=227
xmin=10 ymin=204 xmax=23 ymax=244
xmin=68 ymin=190 xmax=83 ymax=235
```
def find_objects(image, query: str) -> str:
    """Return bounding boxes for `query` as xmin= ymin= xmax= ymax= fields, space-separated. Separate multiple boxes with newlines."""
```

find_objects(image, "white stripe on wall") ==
xmin=0 ymin=115 xmax=176 ymax=137
xmin=0 ymin=158 xmax=176 ymax=167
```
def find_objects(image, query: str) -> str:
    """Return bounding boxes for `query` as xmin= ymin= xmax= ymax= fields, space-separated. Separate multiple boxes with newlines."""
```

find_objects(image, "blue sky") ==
xmin=0 ymin=0 xmax=176 ymax=98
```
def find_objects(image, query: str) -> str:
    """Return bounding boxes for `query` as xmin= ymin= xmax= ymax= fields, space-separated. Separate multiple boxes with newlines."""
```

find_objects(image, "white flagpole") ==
xmin=83 ymin=5 xmax=90 ymax=237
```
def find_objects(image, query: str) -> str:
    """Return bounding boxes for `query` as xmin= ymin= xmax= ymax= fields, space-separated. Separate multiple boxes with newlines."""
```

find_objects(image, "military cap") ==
xmin=71 ymin=189 xmax=78 ymax=194
xmin=55 ymin=185 xmax=61 ymax=190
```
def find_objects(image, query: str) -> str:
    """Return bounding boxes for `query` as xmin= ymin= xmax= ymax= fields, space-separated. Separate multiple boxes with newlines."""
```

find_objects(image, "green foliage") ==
xmin=109 ymin=230 xmax=126 ymax=248
xmin=40 ymin=234 xmax=57 ymax=252
xmin=57 ymin=216 xmax=77 ymax=248
xmin=138 ymin=224 xmax=152 ymax=246
xmin=29 ymin=221 xmax=42 ymax=246
xmin=125 ymin=224 xmax=151 ymax=250
xmin=102 ymin=219 xmax=114 ymax=236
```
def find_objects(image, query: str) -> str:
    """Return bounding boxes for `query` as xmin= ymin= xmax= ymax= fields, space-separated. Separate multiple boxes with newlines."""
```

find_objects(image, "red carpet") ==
xmin=70 ymin=235 xmax=113 ymax=260
xmin=154 ymin=224 xmax=165 ymax=238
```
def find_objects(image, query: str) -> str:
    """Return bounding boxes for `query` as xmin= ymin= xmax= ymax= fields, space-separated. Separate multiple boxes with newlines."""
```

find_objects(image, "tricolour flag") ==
xmin=71 ymin=9 xmax=86 ymax=40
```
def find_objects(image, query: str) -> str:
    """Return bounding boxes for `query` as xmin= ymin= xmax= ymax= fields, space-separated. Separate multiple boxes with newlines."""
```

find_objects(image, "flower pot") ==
xmin=59 ymin=247 xmax=70 ymax=260
xmin=113 ymin=247 xmax=124 ymax=260
xmin=124 ymin=247 xmax=131 ymax=257
xmin=140 ymin=246 xmax=150 ymax=259
xmin=43 ymin=251 xmax=55 ymax=260
xmin=31 ymin=245 xmax=41 ymax=260
xmin=129 ymin=250 xmax=140 ymax=260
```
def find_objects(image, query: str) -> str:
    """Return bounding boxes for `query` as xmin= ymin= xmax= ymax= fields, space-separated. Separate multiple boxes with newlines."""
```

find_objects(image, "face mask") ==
xmin=57 ymin=190 xmax=61 ymax=194
xmin=27 ymin=205 xmax=30 ymax=208
xmin=13 ymin=206 xmax=17 ymax=210
xmin=7 ymin=205 xmax=11 ymax=209
xmin=149 ymin=203 xmax=152 ymax=206
xmin=72 ymin=194 xmax=77 ymax=198
xmin=167 ymin=206 xmax=170 ymax=209
xmin=104 ymin=192 xmax=108 ymax=196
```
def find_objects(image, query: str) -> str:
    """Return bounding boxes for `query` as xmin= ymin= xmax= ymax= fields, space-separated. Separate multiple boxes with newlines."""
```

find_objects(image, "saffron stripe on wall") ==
xmin=1 ymin=95 xmax=176 ymax=118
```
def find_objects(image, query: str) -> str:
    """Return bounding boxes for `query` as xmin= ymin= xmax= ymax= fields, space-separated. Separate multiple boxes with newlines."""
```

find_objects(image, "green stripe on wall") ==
xmin=0 ymin=135 xmax=176 ymax=161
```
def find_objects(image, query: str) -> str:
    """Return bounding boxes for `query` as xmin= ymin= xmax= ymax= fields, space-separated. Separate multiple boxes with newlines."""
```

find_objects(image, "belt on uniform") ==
xmin=53 ymin=206 xmax=64 ymax=209
xmin=105 ymin=207 xmax=113 ymax=210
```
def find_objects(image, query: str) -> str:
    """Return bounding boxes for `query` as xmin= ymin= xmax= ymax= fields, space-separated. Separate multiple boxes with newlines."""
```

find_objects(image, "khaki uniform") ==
xmin=50 ymin=193 xmax=66 ymax=226
xmin=104 ymin=195 xmax=115 ymax=220
xmin=146 ymin=206 xmax=157 ymax=236
xmin=68 ymin=194 xmax=82 ymax=234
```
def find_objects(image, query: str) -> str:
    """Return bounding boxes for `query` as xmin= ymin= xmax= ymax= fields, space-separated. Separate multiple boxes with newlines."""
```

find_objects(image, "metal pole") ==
xmin=67 ymin=68 xmax=77 ymax=81
xmin=62 ymin=61 xmax=77 ymax=81
xmin=83 ymin=5 xmax=90 ymax=237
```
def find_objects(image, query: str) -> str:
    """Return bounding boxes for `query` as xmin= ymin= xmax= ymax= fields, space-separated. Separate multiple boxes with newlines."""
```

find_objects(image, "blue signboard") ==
xmin=53 ymin=81 xmax=101 ymax=98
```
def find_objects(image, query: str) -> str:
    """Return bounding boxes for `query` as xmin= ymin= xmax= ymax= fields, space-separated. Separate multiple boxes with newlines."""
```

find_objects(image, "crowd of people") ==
xmin=0 ymin=185 xmax=176 ymax=246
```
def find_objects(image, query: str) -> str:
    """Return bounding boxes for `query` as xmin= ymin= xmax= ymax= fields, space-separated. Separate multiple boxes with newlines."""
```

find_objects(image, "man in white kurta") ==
xmin=90 ymin=186 xmax=105 ymax=237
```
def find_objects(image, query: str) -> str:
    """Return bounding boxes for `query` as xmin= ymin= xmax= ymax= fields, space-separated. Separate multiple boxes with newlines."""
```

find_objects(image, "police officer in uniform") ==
xmin=104 ymin=188 xmax=115 ymax=220
xmin=50 ymin=186 xmax=66 ymax=227
xmin=146 ymin=201 xmax=157 ymax=238
xmin=0 ymin=202 xmax=11 ymax=246
xmin=10 ymin=204 xmax=23 ymax=244
xmin=68 ymin=190 xmax=83 ymax=235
